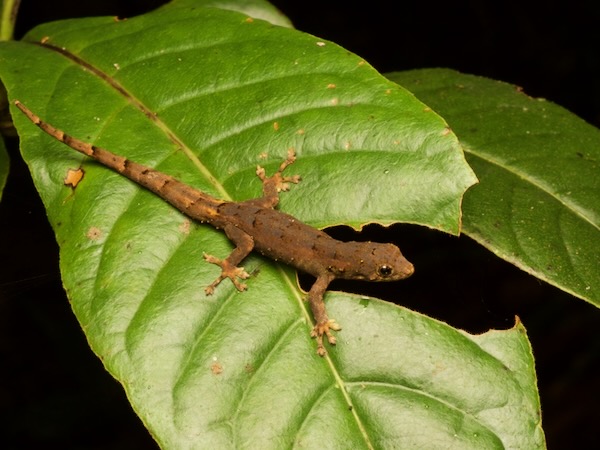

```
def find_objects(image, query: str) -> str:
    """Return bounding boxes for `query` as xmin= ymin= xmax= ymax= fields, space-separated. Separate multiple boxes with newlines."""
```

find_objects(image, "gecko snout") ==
xmin=401 ymin=260 xmax=415 ymax=278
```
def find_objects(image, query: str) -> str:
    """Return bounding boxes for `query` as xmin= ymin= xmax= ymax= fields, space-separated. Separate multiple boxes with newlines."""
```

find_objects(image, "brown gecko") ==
xmin=14 ymin=100 xmax=414 ymax=356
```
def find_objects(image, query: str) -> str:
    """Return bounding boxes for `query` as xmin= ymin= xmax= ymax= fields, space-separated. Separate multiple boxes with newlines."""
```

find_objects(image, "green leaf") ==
xmin=0 ymin=3 xmax=544 ymax=448
xmin=0 ymin=135 xmax=8 ymax=201
xmin=389 ymin=69 xmax=600 ymax=307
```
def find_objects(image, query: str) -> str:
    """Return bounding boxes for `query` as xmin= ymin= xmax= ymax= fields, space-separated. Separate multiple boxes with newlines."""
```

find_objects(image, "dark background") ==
xmin=2 ymin=1 xmax=599 ymax=448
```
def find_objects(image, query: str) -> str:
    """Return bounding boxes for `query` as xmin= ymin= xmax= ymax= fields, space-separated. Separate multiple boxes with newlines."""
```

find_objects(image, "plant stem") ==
xmin=0 ymin=0 xmax=21 ymax=41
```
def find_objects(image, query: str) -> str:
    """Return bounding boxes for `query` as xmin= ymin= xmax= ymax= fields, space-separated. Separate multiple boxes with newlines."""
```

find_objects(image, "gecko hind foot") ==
xmin=311 ymin=319 xmax=342 ymax=357
xmin=203 ymin=253 xmax=250 ymax=295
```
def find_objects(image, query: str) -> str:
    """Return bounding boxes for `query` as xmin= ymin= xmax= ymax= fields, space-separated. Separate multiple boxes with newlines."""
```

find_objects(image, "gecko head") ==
xmin=367 ymin=242 xmax=414 ymax=281
xmin=337 ymin=242 xmax=414 ymax=282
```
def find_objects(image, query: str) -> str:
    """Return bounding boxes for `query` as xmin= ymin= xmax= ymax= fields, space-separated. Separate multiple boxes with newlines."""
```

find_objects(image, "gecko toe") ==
xmin=232 ymin=279 xmax=248 ymax=292
xmin=316 ymin=344 xmax=327 ymax=357
xmin=204 ymin=285 xmax=217 ymax=296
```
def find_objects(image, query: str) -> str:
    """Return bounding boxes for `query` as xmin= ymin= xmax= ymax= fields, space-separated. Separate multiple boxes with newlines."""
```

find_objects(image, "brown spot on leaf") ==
xmin=64 ymin=168 xmax=84 ymax=188
xmin=211 ymin=362 xmax=223 ymax=375
xmin=273 ymin=121 xmax=279 ymax=131
xmin=179 ymin=219 xmax=191 ymax=235
xmin=40 ymin=36 xmax=50 ymax=44
xmin=86 ymin=227 xmax=102 ymax=240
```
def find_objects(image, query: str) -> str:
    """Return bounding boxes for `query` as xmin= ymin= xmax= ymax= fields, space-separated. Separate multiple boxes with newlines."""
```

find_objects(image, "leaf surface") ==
xmin=0 ymin=2 xmax=543 ymax=448
xmin=390 ymin=69 xmax=600 ymax=306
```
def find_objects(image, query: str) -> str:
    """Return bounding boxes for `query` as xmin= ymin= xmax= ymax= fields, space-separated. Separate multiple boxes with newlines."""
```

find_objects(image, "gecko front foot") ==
xmin=203 ymin=253 xmax=250 ymax=295
xmin=256 ymin=148 xmax=301 ymax=193
xmin=311 ymin=319 xmax=342 ymax=357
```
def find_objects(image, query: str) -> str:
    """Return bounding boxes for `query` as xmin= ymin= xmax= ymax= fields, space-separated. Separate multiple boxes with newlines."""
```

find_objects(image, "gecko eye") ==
xmin=378 ymin=265 xmax=393 ymax=277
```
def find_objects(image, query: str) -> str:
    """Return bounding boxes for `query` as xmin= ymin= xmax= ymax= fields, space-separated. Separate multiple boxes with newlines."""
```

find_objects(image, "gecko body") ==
xmin=15 ymin=100 xmax=414 ymax=356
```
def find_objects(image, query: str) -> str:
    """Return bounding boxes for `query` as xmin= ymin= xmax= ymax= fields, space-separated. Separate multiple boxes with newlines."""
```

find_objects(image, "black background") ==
xmin=2 ymin=1 xmax=599 ymax=448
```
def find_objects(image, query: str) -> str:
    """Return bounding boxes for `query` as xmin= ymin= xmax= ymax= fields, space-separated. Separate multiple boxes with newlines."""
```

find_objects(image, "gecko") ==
xmin=14 ymin=100 xmax=415 ymax=356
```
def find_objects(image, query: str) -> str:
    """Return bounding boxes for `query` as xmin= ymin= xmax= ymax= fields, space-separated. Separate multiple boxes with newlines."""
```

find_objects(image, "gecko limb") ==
xmin=255 ymin=148 xmax=300 ymax=209
xmin=204 ymin=225 xmax=253 ymax=295
xmin=307 ymin=273 xmax=341 ymax=356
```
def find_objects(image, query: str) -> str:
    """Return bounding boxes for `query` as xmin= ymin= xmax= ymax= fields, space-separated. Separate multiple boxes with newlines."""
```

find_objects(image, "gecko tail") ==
xmin=15 ymin=100 xmax=159 ymax=184
xmin=13 ymin=100 xmax=221 ymax=214
xmin=14 ymin=100 xmax=161 ymax=182
xmin=14 ymin=100 xmax=99 ymax=159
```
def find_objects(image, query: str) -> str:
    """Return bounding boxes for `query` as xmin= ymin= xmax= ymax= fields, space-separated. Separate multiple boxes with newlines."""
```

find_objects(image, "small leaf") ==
xmin=389 ymin=69 xmax=600 ymax=306
xmin=0 ymin=136 xmax=8 ymax=201
xmin=163 ymin=0 xmax=294 ymax=27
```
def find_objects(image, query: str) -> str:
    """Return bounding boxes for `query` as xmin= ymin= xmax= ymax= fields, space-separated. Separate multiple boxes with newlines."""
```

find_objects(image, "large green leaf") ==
xmin=389 ymin=69 xmax=600 ymax=307
xmin=0 ymin=1 xmax=544 ymax=448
